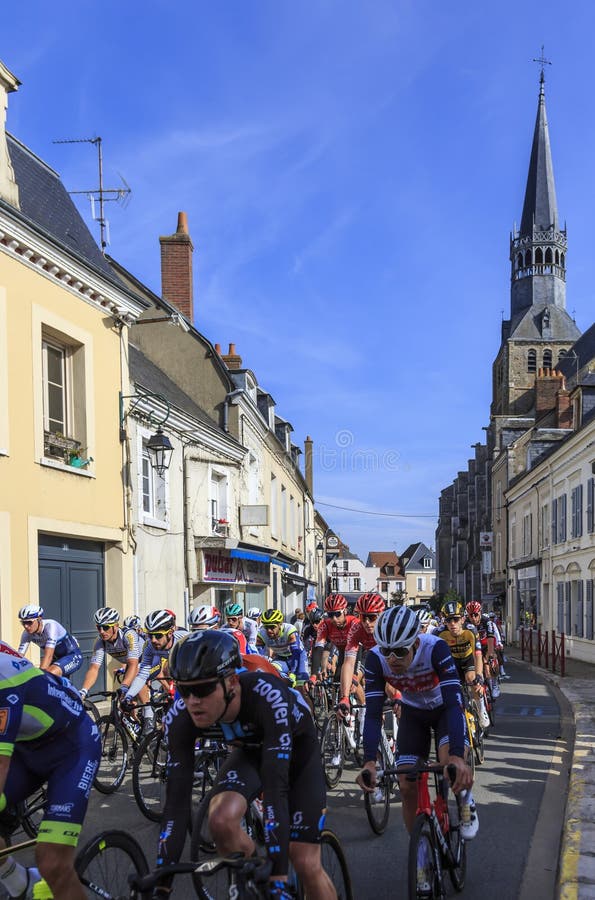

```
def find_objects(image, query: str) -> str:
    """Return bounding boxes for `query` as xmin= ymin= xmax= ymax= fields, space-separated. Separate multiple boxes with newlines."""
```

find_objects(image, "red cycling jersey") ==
xmin=345 ymin=619 xmax=376 ymax=657
xmin=314 ymin=615 xmax=357 ymax=651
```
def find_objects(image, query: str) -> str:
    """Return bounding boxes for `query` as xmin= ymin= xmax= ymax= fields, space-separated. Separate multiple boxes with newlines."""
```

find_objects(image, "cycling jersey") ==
xmin=159 ymin=672 xmax=324 ymax=879
xmin=435 ymin=626 xmax=481 ymax=662
xmin=314 ymin=615 xmax=357 ymax=651
xmin=241 ymin=616 xmax=258 ymax=648
xmin=89 ymin=627 xmax=143 ymax=667
xmin=363 ymin=634 xmax=466 ymax=763
xmin=256 ymin=623 xmax=308 ymax=680
xmin=0 ymin=642 xmax=100 ymax=846
xmin=126 ymin=629 xmax=187 ymax=699
xmin=344 ymin=619 xmax=376 ymax=657
xmin=17 ymin=619 xmax=82 ymax=676
xmin=464 ymin=615 xmax=495 ymax=649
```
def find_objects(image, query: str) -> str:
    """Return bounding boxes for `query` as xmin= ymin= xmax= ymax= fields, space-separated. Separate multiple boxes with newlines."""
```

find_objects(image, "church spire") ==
xmin=510 ymin=64 xmax=567 ymax=319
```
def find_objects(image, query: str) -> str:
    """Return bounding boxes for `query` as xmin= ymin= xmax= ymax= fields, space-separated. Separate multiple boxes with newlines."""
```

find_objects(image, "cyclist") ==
xmin=225 ymin=601 xmax=258 ymax=651
xmin=188 ymin=604 xmax=221 ymax=631
xmin=417 ymin=608 xmax=434 ymax=634
xmin=16 ymin=606 xmax=82 ymax=679
xmin=310 ymin=594 xmax=356 ymax=686
xmin=255 ymin=609 xmax=309 ymax=684
xmin=356 ymin=607 xmax=477 ymax=843
xmin=0 ymin=641 xmax=100 ymax=900
xmin=79 ymin=607 xmax=144 ymax=701
xmin=465 ymin=601 xmax=501 ymax=698
xmin=338 ymin=593 xmax=386 ymax=715
xmin=302 ymin=607 xmax=323 ymax=655
xmin=154 ymin=630 xmax=335 ymax=900
xmin=437 ymin=601 xmax=490 ymax=729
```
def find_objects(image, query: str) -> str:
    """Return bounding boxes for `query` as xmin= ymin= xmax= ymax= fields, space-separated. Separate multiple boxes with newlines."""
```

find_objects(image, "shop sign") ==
xmin=202 ymin=550 xmax=270 ymax=585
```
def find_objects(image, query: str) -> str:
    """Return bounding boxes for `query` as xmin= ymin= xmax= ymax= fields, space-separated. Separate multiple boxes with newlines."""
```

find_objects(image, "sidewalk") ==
xmin=506 ymin=645 xmax=595 ymax=899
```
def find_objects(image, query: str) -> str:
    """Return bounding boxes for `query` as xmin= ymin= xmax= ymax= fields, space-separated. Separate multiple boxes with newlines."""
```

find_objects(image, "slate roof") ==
xmin=509 ymin=303 xmax=580 ymax=342
xmin=520 ymin=80 xmax=559 ymax=234
xmin=129 ymin=344 xmax=230 ymax=435
xmin=5 ymin=133 xmax=123 ymax=285
xmin=400 ymin=542 xmax=435 ymax=570
xmin=556 ymin=322 xmax=595 ymax=381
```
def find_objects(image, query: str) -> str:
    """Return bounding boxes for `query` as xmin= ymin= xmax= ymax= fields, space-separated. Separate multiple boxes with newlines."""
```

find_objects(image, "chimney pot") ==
xmin=229 ymin=343 xmax=235 ymax=354
xmin=214 ymin=343 xmax=221 ymax=354
xmin=176 ymin=211 xmax=189 ymax=234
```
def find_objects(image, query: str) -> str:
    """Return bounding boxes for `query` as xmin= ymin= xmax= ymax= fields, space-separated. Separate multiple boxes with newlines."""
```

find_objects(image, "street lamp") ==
xmin=145 ymin=426 xmax=174 ymax=477
xmin=331 ymin=560 xmax=338 ymax=592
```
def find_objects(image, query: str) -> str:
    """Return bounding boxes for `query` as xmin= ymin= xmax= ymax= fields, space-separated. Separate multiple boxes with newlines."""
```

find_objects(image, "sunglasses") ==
xmin=148 ymin=630 xmax=170 ymax=638
xmin=176 ymin=679 xmax=220 ymax=699
xmin=264 ymin=625 xmax=278 ymax=632
xmin=226 ymin=616 xmax=240 ymax=624
xmin=445 ymin=616 xmax=462 ymax=624
xmin=97 ymin=624 xmax=114 ymax=632
xmin=328 ymin=610 xmax=344 ymax=618
xmin=21 ymin=620 xmax=37 ymax=627
xmin=361 ymin=614 xmax=378 ymax=623
xmin=379 ymin=643 xmax=415 ymax=659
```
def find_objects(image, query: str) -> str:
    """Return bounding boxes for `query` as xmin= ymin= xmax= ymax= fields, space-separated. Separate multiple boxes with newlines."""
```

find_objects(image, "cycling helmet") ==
xmin=18 ymin=605 xmax=43 ymax=621
xmin=417 ymin=609 xmax=433 ymax=626
xmin=305 ymin=602 xmax=319 ymax=614
xmin=466 ymin=601 xmax=482 ymax=617
xmin=145 ymin=609 xmax=176 ymax=632
xmin=324 ymin=594 xmax=347 ymax=613
xmin=374 ymin=606 xmax=420 ymax=650
xmin=94 ymin=607 xmax=120 ymax=626
xmin=355 ymin=593 xmax=386 ymax=616
xmin=169 ymin=630 xmax=241 ymax=681
xmin=247 ymin=607 xmax=261 ymax=619
xmin=260 ymin=608 xmax=284 ymax=627
xmin=310 ymin=609 xmax=324 ymax=625
xmin=123 ymin=614 xmax=142 ymax=630
xmin=442 ymin=600 xmax=464 ymax=618
xmin=225 ymin=602 xmax=243 ymax=617
xmin=188 ymin=605 xmax=221 ymax=629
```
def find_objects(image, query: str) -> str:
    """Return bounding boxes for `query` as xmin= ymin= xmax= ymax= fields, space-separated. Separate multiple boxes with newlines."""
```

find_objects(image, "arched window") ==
xmin=517 ymin=252 xmax=523 ymax=269
xmin=535 ymin=247 xmax=543 ymax=264
xmin=561 ymin=252 xmax=565 ymax=268
xmin=524 ymin=250 xmax=531 ymax=267
xmin=528 ymin=349 xmax=537 ymax=373
xmin=543 ymin=349 xmax=552 ymax=369
xmin=545 ymin=247 xmax=553 ymax=264
xmin=555 ymin=249 xmax=560 ymax=265
xmin=558 ymin=349 xmax=567 ymax=362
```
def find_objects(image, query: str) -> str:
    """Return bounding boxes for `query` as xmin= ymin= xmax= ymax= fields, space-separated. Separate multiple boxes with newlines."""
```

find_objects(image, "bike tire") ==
xmin=408 ymin=814 xmax=440 ymax=900
xmin=320 ymin=829 xmax=353 ymax=900
xmin=311 ymin=681 xmax=329 ymax=733
xmin=83 ymin=698 xmax=101 ymax=725
xmin=447 ymin=794 xmax=467 ymax=891
xmin=320 ymin=712 xmax=345 ymax=789
xmin=364 ymin=743 xmax=391 ymax=835
xmin=132 ymin=728 xmax=168 ymax=821
xmin=352 ymin=707 xmax=365 ymax=768
xmin=486 ymin=684 xmax=496 ymax=729
xmin=75 ymin=829 xmax=149 ymax=897
xmin=473 ymin=710 xmax=485 ymax=766
xmin=93 ymin=716 xmax=128 ymax=794
xmin=18 ymin=786 xmax=46 ymax=839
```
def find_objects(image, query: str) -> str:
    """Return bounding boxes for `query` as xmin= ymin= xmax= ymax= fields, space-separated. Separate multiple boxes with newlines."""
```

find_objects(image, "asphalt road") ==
xmin=62 ymin=659 xmax=570 ymax=899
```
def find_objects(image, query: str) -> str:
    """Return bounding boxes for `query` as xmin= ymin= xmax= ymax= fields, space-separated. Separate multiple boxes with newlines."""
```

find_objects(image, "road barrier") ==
xmin=520 ymin=627 xmax=565 ymax=676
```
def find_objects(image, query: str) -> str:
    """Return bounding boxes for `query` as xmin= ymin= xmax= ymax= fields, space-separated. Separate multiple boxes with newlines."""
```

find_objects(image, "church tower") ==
xmin=491 ymin=70 xmax=580 ymax=417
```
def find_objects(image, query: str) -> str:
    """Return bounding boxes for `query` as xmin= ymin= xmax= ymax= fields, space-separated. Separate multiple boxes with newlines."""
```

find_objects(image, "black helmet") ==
xmin=310 ymin=609 xmax=323 ymax=625
xmin=169 ymin=630 xmax=241 ymax=682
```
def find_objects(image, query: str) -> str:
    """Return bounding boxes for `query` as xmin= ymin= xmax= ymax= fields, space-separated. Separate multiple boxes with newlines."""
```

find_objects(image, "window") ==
xmin=551 ymin=499 xmax=558 ymax=545
xmin=395 ymin=582 xmax=404 ymax=592
xmin=140 ymin=436 xmax=168 ymax=525
xmin=423 ymin=557 xmax=432 ymax=569
xmin=571 ymin=485 xmax=583 ymax=539
xmin=270 ymin=475 xmax=278 ymax=537
xmin=587 ymin=580 xmax=594 ymax=641
xmin=42 ymin=340 xmax=67 ymax=435
xmin=343 ymin=561 xmax=349 ymax=572
xmin=522 ymin=513 xmax=532 ymax=557
xmin=210 ymin=470 xmax=228 ymax=533
xmin=381 ymin=581 xmax=389 ymax=592
xmin=527 ymin=349 xmax=537 ymax=373
xmin=281 ymin=485 xmax=287 ymax=543
xmin=543 ymin=349 xmax=552 ymax=369
xmin=417 ymin=577 xmax=426 ymax=591
xmin=289 ymin=495 xmax=295 ymax=548
xmin=510 ymin=516 xmax=517 ymax=558
xmin=496 ymin=481 xmax=502 ymax=522
xmin=565 ymin=582 xmax=572 ymax=634
xmin=558 ymin=494 xmax=567 ymax=543
xmin=384 ymin=564 xmax=395 ymax=576
xmin=576 ymin=581 xmax=584 ymax=638
xmin=431 ymin=578 xmax=436 ymax=592
xmin=556 ymin=583 xmax=565 ymax=633
xmin=331 ymin=577 xmax=338 ymax=591
xmin=587 ymin=478 xmax=595 ymax=534
xmin=541 ymin=504 xmax=549 ymax=549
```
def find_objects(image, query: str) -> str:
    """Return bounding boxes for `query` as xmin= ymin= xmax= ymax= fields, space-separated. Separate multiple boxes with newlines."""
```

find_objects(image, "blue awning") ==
xmin=271 ymin=558 xmax=290 ymax=570
xmin=230 ymin=548 xmax=270 ymax=564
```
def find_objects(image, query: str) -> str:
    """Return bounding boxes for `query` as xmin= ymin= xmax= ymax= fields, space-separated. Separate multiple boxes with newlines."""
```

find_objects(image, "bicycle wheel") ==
xmin=93 ymin=716 xmax=128 ymax=794
xmin=132 ymin=728 xmax=168 ymax=821
xmin=473 ymin=710 xmax=485 ymax=766
xmin=311 ymin=681 xmax=329 ymax=733
xmin=485 ymin=684 xmax=496 ymax=729
xmin=18 ymin=786 xmax=46 ymax=838
xmin=408 ymin=814 xmax=440 ymax=900
xmin=320 ymin=830 xmax=353 ymax=900
xmin=75 ymin=829 xmax=149 ymax=898
xmin=364 ymin=744 xmax=391 ymax=835
xmin=446 ymin=794 xmax=467 ymax=891
xmin=351 ymin=707 xmax=365 ymax=768
xmin=83 ymin=698 xmax=101 ymax=725
xmin=320 ymin=712 xmax=345 ymax=789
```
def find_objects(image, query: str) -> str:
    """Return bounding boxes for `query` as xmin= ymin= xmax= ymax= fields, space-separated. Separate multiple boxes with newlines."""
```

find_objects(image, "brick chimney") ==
xmin=0 ymin=59 xmax=20 ymax=208
xmin=535 ymin=368 xmax=565 ymax=420
xmin=304 ymin=436 xmax=313 ymax=495
xmin=159 ymin=211 xmax=194 ymax=323
xmin=221 ymin=343 xmax=243 ymax=370
xmin=556 ymin=388 xmax=572 ymax=428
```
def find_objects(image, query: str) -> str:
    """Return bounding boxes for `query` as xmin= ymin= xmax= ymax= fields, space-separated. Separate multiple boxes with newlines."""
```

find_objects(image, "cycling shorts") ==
xmin=52 ymin=649 xmax=83 ymax=677
xmin=4 ymin=714 xmax=100 ymax=846
xmin=395 ymin=703 xmax=464 ymax=767
xmin=209 ymin=743 xmax=326 ymax=845
xmin=454 ymin=658 xmax=476 ymax=680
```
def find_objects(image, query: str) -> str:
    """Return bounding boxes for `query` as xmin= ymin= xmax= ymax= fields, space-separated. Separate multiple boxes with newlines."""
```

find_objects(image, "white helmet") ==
xmin=18 ymin=605 xmax=43 ymax=621
xmin=247 ymin=607 xmax=261 ymax=619
xmin=123 ymin=614 xmax=142 ymax=630
xmin=375 ymin=606 xmax=420 ymax=650
xmin=145 ymin=609 xmax=176 ymax=632
xmin=188 ymin=605 xmax=220 ymax=630
xmin=94 ymin=607 xmax=120 ymax=626
xmin=417 ymin=609 xmax=433 ymax=627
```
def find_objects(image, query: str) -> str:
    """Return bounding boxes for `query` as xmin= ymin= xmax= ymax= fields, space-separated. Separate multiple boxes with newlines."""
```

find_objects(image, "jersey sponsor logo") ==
xmin=6 ymin=695 xmax=18 ymax=706
xmin=0 ymin=643 xmax=23 ymax=659
xmin=253 ymin=678 xmax=289 ymax=725
xmin=77 ymin=759 xmax=98 ymax=794
xmin=0 ymin=709 xmax=9 ymax=733
xmin=46 ymin=682 xmax=82 ymax=716
xmin=48 ymin=802 xmax=75 ymax=816
xmin=11 ymin=659 xmax=28 ymax=671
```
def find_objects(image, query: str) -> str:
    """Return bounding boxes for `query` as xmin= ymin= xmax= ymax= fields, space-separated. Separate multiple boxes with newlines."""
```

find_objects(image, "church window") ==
xmin=516 ymin=252 xmax=523 ymax=269
xmin=527 ymin=349 xmax=537 ymax=373
xmin=561 ymin=252 xmax=565 ymax=267
xmin=555 ymin=249 xmax=560 ymax=265
xmin=558 ymin=349 xmax=567 ymax=363
xmin=545 ymin=248 xmax=553 ymax=264
xmin=524 ymin=250 xmax=531 ymax=267
xmin=543 ymin=349 xmax=552 ymax=369
xmin=535 ymin=247 xmax=543 ymax=265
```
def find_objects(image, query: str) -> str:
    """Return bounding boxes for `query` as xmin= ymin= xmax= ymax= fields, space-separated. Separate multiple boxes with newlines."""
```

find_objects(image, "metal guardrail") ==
xmin=520 ymin=627 xmax=565 ymax=676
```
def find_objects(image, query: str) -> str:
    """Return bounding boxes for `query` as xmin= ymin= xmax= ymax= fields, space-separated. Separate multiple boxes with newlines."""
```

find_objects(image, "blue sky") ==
xmin=3 ymin=2 xmax=594 ymax=560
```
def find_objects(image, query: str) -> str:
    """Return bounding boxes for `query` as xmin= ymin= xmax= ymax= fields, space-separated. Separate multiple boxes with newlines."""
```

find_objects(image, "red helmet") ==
xmin=324 ymin=593 xmax=347 ymax=612
xmin=466 ymin=601 xmax=482 ymax=617
xmin=305 ymin=602 xmax=319 ymax=614
xmin=355 ymin=593 xmax=386 ymax=615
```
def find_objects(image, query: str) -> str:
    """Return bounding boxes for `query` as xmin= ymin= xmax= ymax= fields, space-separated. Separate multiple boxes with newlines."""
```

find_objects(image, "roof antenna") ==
xmin=52 ymin=136 xmax=131 ymax=254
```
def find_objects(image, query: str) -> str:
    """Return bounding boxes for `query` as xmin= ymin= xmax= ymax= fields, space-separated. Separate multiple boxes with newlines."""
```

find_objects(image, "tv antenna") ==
xmin=52 ymin=136 xmax=131 ymax=254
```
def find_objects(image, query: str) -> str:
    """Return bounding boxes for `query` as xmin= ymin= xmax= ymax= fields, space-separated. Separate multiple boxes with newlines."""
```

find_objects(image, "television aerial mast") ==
xmin=52 ymin=136 xmax=131 ymax=254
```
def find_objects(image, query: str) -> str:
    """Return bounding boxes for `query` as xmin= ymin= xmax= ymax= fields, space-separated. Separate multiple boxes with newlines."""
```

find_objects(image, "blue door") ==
xmin=38 ymin=535 xmax=105 ymax=690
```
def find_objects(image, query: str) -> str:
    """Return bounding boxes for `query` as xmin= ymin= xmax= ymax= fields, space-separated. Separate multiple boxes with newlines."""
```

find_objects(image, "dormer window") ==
xmin=423 ymin=557 xmax=432 ymax=568
xmin=245 ymin=375 xmax=257 ymax=403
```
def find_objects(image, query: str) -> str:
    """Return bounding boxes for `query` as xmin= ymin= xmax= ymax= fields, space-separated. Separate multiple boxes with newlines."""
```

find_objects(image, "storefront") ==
xmin=195 ymin=548 xmax=270 ymax=614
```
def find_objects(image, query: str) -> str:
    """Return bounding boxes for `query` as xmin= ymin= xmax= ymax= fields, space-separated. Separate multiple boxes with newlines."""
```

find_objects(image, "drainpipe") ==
xmin=183 ymin=445 xmax=196 ymax=601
